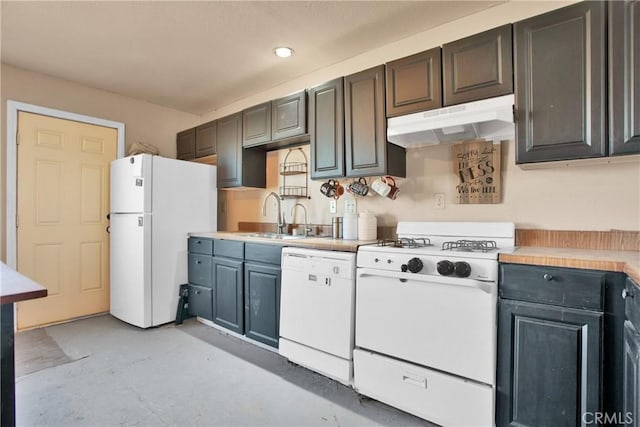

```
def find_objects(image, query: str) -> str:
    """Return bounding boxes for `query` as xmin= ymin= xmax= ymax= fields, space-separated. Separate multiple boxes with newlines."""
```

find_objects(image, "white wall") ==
xmin=0 ymin=63 xmax=201 ymax=261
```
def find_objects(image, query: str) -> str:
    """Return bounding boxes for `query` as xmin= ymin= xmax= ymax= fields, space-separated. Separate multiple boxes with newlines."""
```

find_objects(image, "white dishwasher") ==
xmin=279 ymin=247 xmax=356 ymax=385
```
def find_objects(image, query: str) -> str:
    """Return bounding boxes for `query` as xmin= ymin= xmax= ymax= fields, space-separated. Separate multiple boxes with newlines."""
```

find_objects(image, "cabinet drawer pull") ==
xmin=402 ymin=374 xmax=427 ymax=389
xmin=543 ymin=274 xmax=553 ymax=281
xmin=622 ymin=289 xmax=634 ymax=299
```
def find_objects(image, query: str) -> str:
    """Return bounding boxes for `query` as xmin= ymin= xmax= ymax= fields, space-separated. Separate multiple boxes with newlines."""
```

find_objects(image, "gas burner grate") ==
xmin=377 ymin=237 xmax=432 ymax=248
xmin=442 ymin=240 xmax=498 ymax=252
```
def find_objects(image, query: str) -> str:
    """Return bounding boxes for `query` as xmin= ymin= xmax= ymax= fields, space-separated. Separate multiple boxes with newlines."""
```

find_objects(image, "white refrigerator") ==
xmin=109 ymin=154 xmax=216 ymax=328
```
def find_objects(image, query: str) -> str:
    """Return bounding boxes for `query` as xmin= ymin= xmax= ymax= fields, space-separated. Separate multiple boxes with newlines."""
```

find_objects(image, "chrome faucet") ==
xmin=262 ymin=192 xmax=287 ymax=234
xmin=291 ymin=203 xmax=312 ymax=237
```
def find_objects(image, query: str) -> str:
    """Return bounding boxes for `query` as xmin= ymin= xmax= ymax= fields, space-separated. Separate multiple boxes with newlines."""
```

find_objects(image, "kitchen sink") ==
xmin=244 ymin=232 xmax=308 ymax=240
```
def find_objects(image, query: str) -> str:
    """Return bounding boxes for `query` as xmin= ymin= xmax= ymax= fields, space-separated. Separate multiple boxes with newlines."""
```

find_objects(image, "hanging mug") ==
xmin=371 ymin=176 xmax=399 ymax=200
xmin=333 ymin=180 xmax=344 ymax=199
xmin=320 ymin=179 xmax=338 ymax=198
xmin=320 ymin=179 xmax=344 ymax=199
xmin=347 ymin=177 xmax=369 ymax=197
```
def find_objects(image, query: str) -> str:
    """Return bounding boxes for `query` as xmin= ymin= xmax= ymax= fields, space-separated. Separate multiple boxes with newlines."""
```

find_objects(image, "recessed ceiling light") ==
xmin=273 ymin=47 xmax=294 ymax=58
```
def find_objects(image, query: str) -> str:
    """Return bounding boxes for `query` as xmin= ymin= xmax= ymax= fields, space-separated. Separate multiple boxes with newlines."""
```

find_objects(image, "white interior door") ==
xmin=16 ymin=111 xmax=117 ymax=329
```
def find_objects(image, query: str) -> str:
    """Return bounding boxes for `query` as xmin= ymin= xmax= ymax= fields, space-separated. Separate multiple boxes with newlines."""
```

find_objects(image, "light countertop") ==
xmin=189 ymin=231 xmax=377 ymax=252
xmin=499 ymin=247 xmax=640 ymax=284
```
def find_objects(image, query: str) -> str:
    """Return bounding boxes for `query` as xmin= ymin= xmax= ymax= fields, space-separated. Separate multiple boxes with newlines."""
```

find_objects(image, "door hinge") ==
xmin=16 ymin=132 xmax=20 ymax=145
xmin=138 ymin=216 xmax=143 ymax=227
xmin=16 ymin=215 xmax=19 ymax=228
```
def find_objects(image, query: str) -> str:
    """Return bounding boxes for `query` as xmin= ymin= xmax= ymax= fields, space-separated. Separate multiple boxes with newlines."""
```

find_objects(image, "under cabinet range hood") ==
xmin=387 ymin=94 xmax=515 ymax=147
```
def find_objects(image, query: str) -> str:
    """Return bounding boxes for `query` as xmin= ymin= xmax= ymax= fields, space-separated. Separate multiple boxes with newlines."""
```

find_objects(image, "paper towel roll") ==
xmin=358 ymin=212 xmax=377 ymax=241
xmin=343 ymin=213 xmax=358 ymax=240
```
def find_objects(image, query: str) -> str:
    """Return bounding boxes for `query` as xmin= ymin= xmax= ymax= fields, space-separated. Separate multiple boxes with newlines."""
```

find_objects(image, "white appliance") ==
xmin=386 ymin=94 xmax=514 ymax=147
xmin=109 ymin=154 xmax=216 ymax=328
xmin=279 ymin=248 xmax=356 ymax=385
xmin=354 ymin=221 xmax=515 ymax=426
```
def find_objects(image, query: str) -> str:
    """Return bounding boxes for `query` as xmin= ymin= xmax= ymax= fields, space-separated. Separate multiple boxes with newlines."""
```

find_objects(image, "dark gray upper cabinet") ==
xmin=195 ymin=121 xmax=216 ymax=158
xmin=272 ymin=91 xmax=306 ymax=140
xmin=344 ymin=65 xmax=406 ymax=178
xmin=309 ymin=77 xmax=345 ymax=179
xmin=443 ymin=24 xmax=513 ymax=106
xmin=514 ymin=1 xmax=607 ymax=164
xmin=217 ymin=112 xmax=266 ymax=189
xmin=610 ymin=0 xmax=640 ymax=156
xmin=242 ymin=102 xmax=271 ymax=147
xmin=385 ymin=47 xmax=442 ymax=117
xmin=242 ymin=91 xmax=308 ymax=149
xmin=176 ymin=128 xmax=195 ymax=160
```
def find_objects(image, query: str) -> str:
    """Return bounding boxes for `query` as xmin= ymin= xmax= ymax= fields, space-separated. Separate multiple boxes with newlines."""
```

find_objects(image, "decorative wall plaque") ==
xmin=452 ymin=140 xmax=501 ymax=204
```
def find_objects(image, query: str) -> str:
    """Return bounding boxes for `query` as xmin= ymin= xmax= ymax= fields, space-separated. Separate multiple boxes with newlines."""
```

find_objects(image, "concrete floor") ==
xmin=15 ymin=315 xmax=433 ymax=426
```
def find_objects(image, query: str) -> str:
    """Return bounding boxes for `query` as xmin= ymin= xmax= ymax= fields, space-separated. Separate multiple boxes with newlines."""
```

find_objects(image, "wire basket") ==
xmin=279 ymin=185 xmax=308 ymax=199
xmin=279 ymin=161 xmax=307 ymax=176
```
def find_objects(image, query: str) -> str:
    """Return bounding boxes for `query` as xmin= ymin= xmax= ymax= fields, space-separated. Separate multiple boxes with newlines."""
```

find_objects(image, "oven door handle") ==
xmin=357 ymin=268 xmax=495 ymax=294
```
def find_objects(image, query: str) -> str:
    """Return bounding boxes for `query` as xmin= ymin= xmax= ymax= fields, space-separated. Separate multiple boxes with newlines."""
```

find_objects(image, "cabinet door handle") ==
xmin=196 ymin=260 xmax=201 ymax=264
xmin=543 ymin=274 xmax=553 ymax=281
xmin=622 ymin=289 xmax=634 ymax=299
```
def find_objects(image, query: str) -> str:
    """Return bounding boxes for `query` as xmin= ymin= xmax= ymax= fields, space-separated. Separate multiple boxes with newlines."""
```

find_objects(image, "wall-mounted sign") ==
xmin=452 ymin=140 xmax=501 ymax=204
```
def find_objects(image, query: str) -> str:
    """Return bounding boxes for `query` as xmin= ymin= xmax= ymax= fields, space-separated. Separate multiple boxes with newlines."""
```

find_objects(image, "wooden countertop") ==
xmin=0 ymin=262 xmax=47 ymax=304
xmin=189 ymin=231 xmax=377 ymax=252
xmin=499 ymin=247 xmax=640 ymax=283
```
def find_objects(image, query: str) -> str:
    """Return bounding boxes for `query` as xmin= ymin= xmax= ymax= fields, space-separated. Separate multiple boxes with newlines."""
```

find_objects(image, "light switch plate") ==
xmin=330 ymin=199 xmax=337 ymax=213
xmin=344 ymin=197 xmax=357 ymax=214
xmin=435 ymin=193 xmax=445 ymax=209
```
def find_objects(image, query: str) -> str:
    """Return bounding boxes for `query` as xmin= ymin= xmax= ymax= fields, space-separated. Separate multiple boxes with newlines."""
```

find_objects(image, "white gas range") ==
xmin=353 ymin=221 xmax=515 ymax=427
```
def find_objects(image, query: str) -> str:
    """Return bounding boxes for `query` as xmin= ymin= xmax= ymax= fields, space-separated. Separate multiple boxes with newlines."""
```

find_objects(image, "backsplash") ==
xmin=220 ymin=142 xmax=640 ymax=232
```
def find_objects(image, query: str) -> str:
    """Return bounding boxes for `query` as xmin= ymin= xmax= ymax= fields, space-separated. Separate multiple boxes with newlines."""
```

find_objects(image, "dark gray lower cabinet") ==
xmin=211 ymin=257 xmax=244 ymax=334
xmin=497 ymin=299 xmax=602 ymax=426
xmin=624 ymin=321 xmax=640 ymax=427
xmin=187 ymin=284 xmax=213 ymax=321
xmin=244 ymin=262 xmax=281 ymax=348
xmin=186 ymin=237 xmax=214 ymax=320
xmin=624 ymin=278 xmax=640 ymax=427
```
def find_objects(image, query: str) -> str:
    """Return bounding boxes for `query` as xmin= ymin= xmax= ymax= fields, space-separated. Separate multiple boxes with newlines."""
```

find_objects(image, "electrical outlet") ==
xmin=435 ymin=193 xmax=445 ymax=209
xmin=330 ymin=199 xmax=337 ymax=213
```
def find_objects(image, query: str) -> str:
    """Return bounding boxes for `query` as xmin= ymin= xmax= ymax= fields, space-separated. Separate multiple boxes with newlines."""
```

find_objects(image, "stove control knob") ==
xmin=437 ymin=260 xmax=455 ymax=276
xmin=374 ymin=258 xmax=380 ymax=263
xmin=405 ymin=257 xmax=423 ymax=273
xmin=454 ymin=261 xmax=472 ymax=278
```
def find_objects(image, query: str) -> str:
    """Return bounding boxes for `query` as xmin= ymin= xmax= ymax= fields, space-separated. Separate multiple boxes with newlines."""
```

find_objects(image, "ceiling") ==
xmin=1 ymin=1 xmax=505 ymax=115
